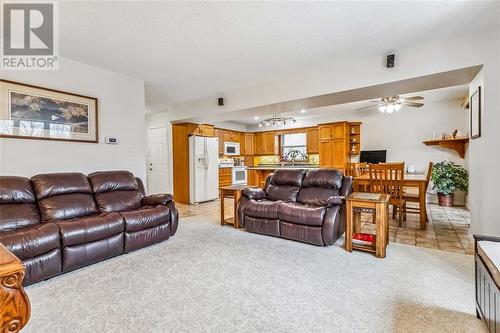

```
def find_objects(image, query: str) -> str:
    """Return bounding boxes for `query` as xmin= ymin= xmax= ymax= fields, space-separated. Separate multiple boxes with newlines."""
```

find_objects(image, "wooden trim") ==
xmin=0 ymin=79 xmax=99 ymax=143
xmin=0 ymin=244 xmax=31 ymax=332
xmin=422 ymin=138 xmax=469 ymax=158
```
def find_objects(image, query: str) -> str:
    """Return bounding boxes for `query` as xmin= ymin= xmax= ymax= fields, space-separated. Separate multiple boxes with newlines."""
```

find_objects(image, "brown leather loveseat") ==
xmin=238 ymin=169 xmax=352 ymax=246
xmin=0 ymin=170 xmax=178 ymax=286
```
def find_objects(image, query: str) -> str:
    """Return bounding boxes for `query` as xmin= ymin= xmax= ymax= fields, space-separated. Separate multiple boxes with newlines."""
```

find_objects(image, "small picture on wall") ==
xmin=470 ymin=86 xmax=481 ymax=140
xmin=0 ymin=79 xmax=98 ymax=143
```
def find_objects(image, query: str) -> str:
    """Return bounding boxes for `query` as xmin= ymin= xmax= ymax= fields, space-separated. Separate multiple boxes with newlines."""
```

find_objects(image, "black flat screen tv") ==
xmin=360 ymin=150 xmax=387 ymax=164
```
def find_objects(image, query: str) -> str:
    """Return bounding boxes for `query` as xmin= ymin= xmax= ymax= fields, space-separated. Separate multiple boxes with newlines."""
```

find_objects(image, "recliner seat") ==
xmin=238 ymin=169 xmax=352 ymax=246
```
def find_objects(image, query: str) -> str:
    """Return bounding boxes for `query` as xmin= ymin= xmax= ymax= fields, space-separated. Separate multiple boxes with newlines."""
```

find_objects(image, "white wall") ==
xmin=0 ymin=57 xmax=147 ymax=180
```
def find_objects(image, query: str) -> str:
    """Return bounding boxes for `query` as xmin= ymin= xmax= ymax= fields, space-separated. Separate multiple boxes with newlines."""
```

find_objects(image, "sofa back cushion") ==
xmin=297 ymin=169 xmax=343 ymax=206
xmin=88 ymin=171 xmax=143 ymax=213
xmin=265 ymin=169 xmax=306 ymax=202
xmin=0 ymin=176 xmax=41 ymax=232
xmin=31 ymin=173 xmax=97 ymax=221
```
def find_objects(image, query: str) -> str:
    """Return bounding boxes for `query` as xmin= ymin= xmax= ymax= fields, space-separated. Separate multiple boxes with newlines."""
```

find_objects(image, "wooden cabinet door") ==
xmin=247 ymin=170 xmax=257 ymax=186
xmin=306 ymin=128 xmax=319 ymax=154
xmin=223 ymin=131 xmax=232 ymax=142
xmin=214 ymin=129 xmax=224 ymax=154
xmin=254 ymin=133 xmax=264 ymax=155
xmin=219 ymin=168 xmax=232 ymax=187
xmin=200 ymin=125 xmax=214 ymax=137
xmin=318 ymin=125 xmax=332 ymax=140
xmin=332 ymin=123 xmax=346 ymax=139
xmin=319 ymin=141 xmax=333 ymax=168
xmin=244 ymin=133 xmax=254 ymax=155
xmin=332 ymin=140 xmax=347 ymax=171
xmin=263 ymin=132 xmax=276 ymax=155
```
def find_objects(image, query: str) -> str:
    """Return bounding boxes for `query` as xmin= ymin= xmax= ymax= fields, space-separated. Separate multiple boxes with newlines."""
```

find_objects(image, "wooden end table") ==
xmin=345 ymin=192 xmax=390 ymax=258
xmin=219 ymin=185 xmax=255 ymax=228
xmin=0 ymin=243 xmax=31 ymax=332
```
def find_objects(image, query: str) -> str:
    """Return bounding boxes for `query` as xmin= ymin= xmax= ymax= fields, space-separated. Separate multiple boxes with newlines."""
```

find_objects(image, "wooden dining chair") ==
xmin=346 ymin=162 xmax=369 ymax=191
xmin=404 ymin=162 xmax=433 ymax=216
xmin=369 ymin=163 xmax=407 ymax=225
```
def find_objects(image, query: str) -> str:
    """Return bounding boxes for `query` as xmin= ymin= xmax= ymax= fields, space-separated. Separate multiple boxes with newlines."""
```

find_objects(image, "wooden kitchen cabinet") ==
xmin=319 ymin=125 xmax=332 ymax=140
xmin=306 ymin=128 xmax=319 ymax=154
xmin=214 ymin=129 xmax=224 ymax=155
xmin=244 ymin=133 xmax=254 ymax=155
xmin=254 ymin=133 xmax=264 ymax=155
xmin=219 ymin=168 xmax=232 ymax=187
xmin=263 ymin=132 xmax=276 ymax=155
xmin=223 ymin=131 xmax=239 ymax=143
xmin=319 ymin=140 xmax=333 ymax=167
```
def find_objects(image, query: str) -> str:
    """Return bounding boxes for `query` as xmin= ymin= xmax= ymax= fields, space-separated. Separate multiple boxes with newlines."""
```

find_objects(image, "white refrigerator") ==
xmin=189 ymin=136 xmax=219 ymax=204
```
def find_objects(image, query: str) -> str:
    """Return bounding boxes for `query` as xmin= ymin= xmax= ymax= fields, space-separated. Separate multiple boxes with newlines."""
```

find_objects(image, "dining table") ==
xmin=352 ymin=172 xmax=429 ymax=230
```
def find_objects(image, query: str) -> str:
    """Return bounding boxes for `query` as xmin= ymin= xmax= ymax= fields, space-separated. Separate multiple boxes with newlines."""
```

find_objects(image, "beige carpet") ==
xmin=24 ymin=216 xmax=485 ymax=332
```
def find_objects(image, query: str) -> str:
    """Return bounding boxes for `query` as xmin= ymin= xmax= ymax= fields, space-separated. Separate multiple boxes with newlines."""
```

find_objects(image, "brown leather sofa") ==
xmin=238 ymin=169 xmax=352 ymax=246
xmin=0 ymin=171 xmax=178 ymax=286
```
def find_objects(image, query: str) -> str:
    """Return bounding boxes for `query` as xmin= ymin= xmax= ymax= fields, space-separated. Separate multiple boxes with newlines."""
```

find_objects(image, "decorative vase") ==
xmin=437 ymin=193 xmax=454 ymax=207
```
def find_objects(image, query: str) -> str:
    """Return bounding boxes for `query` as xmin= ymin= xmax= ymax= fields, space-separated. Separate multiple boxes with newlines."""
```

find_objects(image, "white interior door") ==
xmin=147 ymin=127 xmax=168 ymax=194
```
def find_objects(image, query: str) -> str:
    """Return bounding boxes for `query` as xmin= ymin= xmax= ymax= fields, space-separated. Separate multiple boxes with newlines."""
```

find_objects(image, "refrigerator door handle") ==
xmin=204 ymin=139 xmax=209 ymax=170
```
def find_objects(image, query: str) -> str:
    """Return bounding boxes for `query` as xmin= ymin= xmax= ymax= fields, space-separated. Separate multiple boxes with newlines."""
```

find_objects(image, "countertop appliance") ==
xmin=224 ymin=141 xmax=240 ymax=156
xmin=232 ymin=166 xmax=247 ymax=185
xmin=219 ymin=157 xmax=234 ymax=168
xmin=189 ymin=136 xmax=219 ymax=204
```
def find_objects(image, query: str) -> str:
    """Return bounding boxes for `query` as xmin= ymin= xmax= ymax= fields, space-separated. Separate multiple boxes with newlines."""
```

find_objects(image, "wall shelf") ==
xmin=422 ymin=138 xmax=469 ymax=158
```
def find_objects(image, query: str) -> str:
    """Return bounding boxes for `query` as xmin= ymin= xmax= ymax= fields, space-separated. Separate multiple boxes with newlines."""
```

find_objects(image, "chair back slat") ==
xmin=369 ymin=163 xmax=405 ymax=200
xmin=346 ymin=162 xmax=369 ymax=177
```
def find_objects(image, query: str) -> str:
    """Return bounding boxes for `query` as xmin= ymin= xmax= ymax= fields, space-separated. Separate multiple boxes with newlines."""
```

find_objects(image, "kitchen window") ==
xmin=281 ymin=133 xmax=307 ymax=161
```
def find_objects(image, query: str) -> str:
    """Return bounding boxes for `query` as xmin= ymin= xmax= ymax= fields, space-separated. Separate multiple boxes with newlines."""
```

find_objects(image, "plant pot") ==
xmin=437 ymin=193 xmax=454 ymax=207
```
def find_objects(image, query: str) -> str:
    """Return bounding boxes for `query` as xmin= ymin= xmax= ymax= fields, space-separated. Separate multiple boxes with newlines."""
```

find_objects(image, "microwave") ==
xmin=224 ymin=142 xmax=240 ymax=156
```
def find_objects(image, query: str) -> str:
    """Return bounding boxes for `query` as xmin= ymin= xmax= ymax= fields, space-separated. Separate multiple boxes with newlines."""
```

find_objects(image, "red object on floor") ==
xmin=353 ymin=233 xmax=375 ymax=243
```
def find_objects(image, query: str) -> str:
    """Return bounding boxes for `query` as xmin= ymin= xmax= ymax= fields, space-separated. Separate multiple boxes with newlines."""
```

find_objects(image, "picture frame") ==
xmin=470 ymin=86 xmax=481 ymax=140
xmin=0 ymin=79 xmax=98 ymax=143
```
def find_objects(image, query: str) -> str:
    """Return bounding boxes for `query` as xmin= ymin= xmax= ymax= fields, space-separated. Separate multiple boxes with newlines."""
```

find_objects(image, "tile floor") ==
xmin=177 ymin=199 xmax=474 ymax=255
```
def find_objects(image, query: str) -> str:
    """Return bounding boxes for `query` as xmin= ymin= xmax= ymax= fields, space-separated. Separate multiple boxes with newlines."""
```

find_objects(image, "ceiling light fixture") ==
xmin=378 ymin=97 xmax=402 ymax=114
xmin=254 ymin=116 xmax=259 ymax=120
xmin=258 ymin=113 xmax=296 ymax=128
xmin=300 ymin=109 xmax=306 ymax=114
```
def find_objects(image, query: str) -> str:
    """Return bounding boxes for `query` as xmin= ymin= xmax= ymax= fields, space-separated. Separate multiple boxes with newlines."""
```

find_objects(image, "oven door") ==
xmin=232 ymin=167 xmax=247 ymax=185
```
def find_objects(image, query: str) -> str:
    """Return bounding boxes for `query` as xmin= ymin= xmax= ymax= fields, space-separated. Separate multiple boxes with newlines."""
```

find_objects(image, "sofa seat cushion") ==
xmin=478 ymin=241 xmax=500 ymax=287
xmin=0 ymin=223 xmax=60 ymax=260
xmin=277 ymin=202 xmax=326 ymax=226
xmin=120 ymin=205 xmax=170 ymax=232
xmin=56 ymin=212 xmax=124 ymax=247
xmin=244 ymin=200 xmax=282 ymax=219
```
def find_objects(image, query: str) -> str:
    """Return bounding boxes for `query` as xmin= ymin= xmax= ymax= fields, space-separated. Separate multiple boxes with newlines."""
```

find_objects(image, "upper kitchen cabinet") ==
xmin=178 ymin=123 xmax=215 ymax=137
xmin=318 ymin=125 xmax=332 ymax=140
xmin=223 ymin=130 xmax=240 ymax=143
xmin=306 ymin=127 xmax=319 ymax=154
xmin=254 ymin=132 xmax=276 ymax=155
xmin=317 ymin=121 xmax=359 ymax=172
xmin=243 ymin=133 xmax=254 ymax=155
xmin=214 ymin=129 xmax=224 ymax=155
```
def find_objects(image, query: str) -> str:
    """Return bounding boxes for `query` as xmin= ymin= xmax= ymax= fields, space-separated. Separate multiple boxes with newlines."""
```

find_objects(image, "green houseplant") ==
xmin=431 ymin=161 xmax=468 ymax=207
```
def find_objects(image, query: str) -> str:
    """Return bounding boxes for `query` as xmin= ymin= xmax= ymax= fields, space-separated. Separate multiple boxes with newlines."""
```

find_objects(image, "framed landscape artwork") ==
xmin=0 ymin=80 xmax=98 ymax=143
xmin=470 ymin=86 xmax=481 ymax=140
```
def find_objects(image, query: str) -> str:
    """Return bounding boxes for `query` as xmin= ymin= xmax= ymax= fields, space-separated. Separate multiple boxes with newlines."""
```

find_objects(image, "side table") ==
xmin=219 ymin=185 xmax=255 ymax=228
xmin=345 ymin=192 xmax=390 ymax=258
xmin=0 ymin=243 xmax=31 ymax=332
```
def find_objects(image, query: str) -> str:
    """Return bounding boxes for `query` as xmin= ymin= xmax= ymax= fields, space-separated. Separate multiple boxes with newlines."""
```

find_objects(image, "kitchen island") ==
xmin=246 ymin=164 xmax=319 ymax=187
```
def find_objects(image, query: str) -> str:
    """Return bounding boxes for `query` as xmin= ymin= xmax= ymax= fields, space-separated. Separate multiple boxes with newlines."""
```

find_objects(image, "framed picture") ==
xmin=470 ymin=86 xmax=481 ymax=140
xmin=0 ymin=79 xmax=98 ymax=143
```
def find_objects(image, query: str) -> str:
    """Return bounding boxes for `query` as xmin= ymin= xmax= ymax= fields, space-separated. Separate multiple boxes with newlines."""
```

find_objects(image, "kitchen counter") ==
xmin=246 ymin=165 xmax=319 ymax=171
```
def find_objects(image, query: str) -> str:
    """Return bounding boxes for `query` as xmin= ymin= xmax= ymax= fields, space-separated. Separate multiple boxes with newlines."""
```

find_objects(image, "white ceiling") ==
xmin=228 ymin=85 xmax=469 ymax=126
xmin=59 ymin=1 xmax=500 ymax=111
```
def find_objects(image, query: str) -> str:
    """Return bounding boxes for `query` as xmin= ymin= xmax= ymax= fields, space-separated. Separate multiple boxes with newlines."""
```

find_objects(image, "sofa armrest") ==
xmin=474 ymin=235 xmax=500 ymax=243
xmin=324 ymin=196 xmax=346 ymax=207
xmin=142 ymin=193 xmax=174 ymax=206
xmin=242 ymin=187 xmax=266 ymax=200
xmin=340 ymin=176 xmax=353 ymax=197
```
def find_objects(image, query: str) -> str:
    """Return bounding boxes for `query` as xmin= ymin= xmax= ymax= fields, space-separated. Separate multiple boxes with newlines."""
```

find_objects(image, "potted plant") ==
xmin=431 ymin=161 xmax=468 ymax=207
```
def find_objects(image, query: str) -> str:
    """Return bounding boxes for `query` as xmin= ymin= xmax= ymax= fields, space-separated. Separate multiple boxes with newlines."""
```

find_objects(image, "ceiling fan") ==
xmin=355 ymin=96 xmax=424 ymax=113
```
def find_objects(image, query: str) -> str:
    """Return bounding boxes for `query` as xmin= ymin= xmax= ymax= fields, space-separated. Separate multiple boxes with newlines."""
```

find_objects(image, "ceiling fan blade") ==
xmin=401 ymin=96 xmax=424 ymax=101
xmin=355 ymin=104 xmax=380 ymax=111
xmin=403 ymin=102 xmax=424 ymax=107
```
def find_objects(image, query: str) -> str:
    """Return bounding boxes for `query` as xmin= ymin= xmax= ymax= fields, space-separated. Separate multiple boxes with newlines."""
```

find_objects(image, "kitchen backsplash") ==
xmin=254 ymin=154 xmax=319 ymax=165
